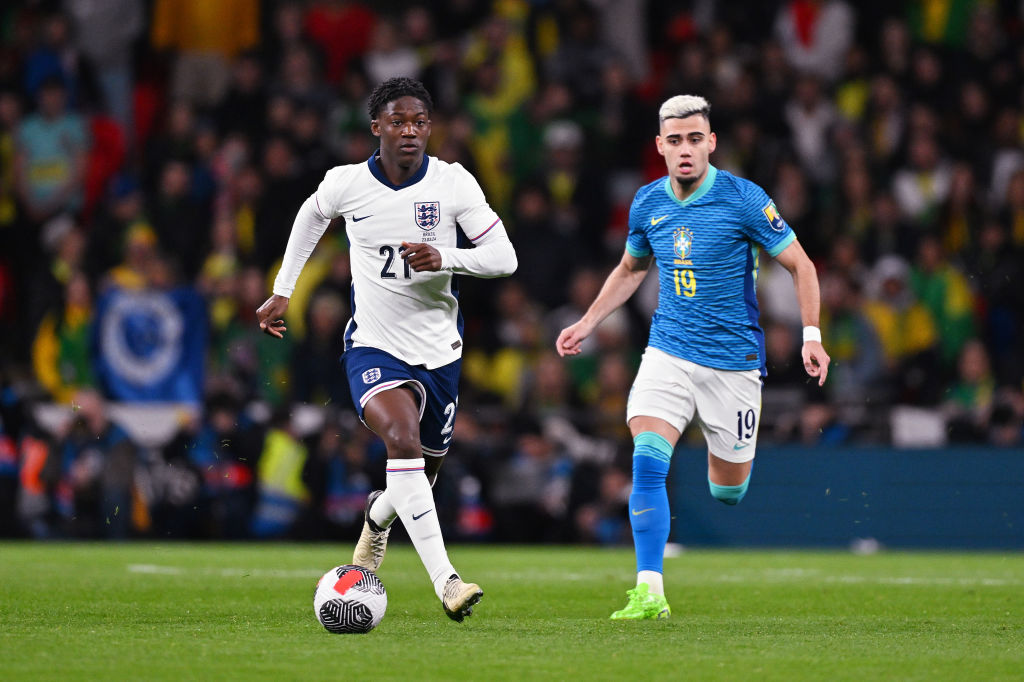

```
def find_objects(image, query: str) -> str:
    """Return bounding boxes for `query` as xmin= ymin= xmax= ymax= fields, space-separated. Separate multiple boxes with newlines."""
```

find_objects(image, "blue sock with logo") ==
xmin=630 ymin=432 xmax=673 ymax=575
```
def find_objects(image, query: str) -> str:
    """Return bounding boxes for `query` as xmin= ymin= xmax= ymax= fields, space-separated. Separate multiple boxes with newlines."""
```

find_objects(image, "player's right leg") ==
xmin=346 ymin=348 xmax=480 ymax=621
xmin=690 ymin=363 xmax=760 ymax=505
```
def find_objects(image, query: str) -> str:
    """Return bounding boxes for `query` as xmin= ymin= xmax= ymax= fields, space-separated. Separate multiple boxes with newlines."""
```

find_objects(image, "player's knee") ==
xmin=632 ymin=432 xmax=673 ymax=489
xmin=708 ymin=475 xmax=750 ymax=505
xmin=380 ymin=425 xmax=421 ymax=459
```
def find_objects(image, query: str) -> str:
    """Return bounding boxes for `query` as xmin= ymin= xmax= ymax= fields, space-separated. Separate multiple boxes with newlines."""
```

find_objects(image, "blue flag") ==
xmin=93 ymin=287 xmax=207 ymax=404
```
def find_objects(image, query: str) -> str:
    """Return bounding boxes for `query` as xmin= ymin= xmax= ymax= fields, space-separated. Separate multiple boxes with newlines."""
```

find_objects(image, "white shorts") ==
xmin=626 ymin=347 xmax=762 ymax=463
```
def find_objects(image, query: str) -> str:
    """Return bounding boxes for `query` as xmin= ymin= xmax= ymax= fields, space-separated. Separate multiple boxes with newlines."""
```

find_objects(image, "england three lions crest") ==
xmin=415 ymin=201 xmax=440 ymax=230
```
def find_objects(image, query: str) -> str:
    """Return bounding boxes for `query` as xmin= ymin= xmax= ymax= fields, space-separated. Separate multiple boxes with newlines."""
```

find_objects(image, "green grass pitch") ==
xmin=1 ymin=543 xmax=1021 ymax=681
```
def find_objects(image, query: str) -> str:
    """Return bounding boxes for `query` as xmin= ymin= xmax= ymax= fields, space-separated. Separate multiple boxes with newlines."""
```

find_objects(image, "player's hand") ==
xmin=401 ymin=242 xmax=442 ymax=272
xmin=802 ymin=340 xmax=830 ymax=386
xmin=256 ymin=294 xmax=289 ymax=338
xmin=556 ymin=320 xmax=593 ymax=357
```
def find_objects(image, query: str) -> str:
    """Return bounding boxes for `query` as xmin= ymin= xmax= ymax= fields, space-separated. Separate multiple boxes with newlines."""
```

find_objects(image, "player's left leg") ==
xmin=691 ymin=364 xmax=760 ymax=505
xmin=344 ymin=348 xmax=480 ymax=620
xmin=707 ymin=455 xmax=753 ymax=505
xmin=356 ymin=454 xmax=445 ymax=570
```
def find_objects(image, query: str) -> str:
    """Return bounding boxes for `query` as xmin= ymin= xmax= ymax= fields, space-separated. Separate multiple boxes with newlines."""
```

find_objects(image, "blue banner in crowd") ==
xmin=93 ymin=287 xmax=207 ymax=404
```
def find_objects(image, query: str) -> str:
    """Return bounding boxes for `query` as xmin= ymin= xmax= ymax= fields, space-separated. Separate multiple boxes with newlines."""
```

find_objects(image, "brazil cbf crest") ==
xmin=673 ymin=226 xmax=693 ymax=261
xmin=414 ymin=201 xmax=440 ymax=230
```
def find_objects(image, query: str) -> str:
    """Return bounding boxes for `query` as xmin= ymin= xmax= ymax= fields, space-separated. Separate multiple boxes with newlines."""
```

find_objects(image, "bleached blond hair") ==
xmin=658 ymin=94 xmax=711 ymax=123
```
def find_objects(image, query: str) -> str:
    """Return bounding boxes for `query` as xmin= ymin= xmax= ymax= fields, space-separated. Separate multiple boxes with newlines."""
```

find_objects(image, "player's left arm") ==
xmin=401 ymin=222 xmax=517 ymax=278
xmin=773 ymin=239 xmax=830 ymax=386
xmin=402 ymin=164 xmax=517 ymax=278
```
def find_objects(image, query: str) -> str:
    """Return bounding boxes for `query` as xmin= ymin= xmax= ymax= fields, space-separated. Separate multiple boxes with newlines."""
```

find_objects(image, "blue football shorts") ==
xmin=342 ymin=346 xmax=460 ymax=457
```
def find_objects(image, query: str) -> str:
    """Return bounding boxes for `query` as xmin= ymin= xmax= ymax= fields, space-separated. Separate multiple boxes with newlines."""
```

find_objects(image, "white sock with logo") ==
xmin=370 ymin=463 xmax=439 ymax=530
xmin=638 ymin=570 xmax=664 ymax=596
xmin=385 ymin=458 xmax=455 ymax=600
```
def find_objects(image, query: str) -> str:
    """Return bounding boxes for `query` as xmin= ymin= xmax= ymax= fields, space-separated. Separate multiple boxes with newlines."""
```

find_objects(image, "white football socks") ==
xmin=384 ymin=458 xmax=455 ymax=600
xmin=638 ymin=570 xmax=664 ymax=596
xmin=369 ymin=490 xmax=398 ymax=529
xmin=369 ymin=464 xmax=438 ymax=530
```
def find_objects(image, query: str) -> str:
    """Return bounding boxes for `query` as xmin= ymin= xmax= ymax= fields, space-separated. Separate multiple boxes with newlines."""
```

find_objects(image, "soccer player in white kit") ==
xmin=256 ymin=78 xmax=517 ymax=622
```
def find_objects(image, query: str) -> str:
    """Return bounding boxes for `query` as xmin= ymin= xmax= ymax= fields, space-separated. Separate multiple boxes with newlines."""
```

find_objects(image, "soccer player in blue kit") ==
xmin=556 ymin=95 xmax=830 ymax=619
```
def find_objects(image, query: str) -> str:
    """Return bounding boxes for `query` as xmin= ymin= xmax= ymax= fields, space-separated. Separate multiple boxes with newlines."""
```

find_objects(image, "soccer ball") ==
xmin=314 ymin=565 xmax=387 ymax=634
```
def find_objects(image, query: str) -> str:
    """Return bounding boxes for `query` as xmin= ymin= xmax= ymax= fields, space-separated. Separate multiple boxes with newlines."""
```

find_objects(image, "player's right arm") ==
xmin=258 ymin=168 xmax=348 ymax=337
xmin=555 ymin=250 xmax=652 ymax=357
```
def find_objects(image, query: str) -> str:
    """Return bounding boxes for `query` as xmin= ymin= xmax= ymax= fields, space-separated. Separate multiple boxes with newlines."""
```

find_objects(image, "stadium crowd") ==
xmin=1 ymin=0 xmax=1023 ymax=542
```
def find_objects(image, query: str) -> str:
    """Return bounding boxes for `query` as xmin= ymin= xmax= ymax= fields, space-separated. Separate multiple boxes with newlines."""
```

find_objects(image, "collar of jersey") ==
xmin=663 ymin=164 xmax=717 ymax=207
xmin=367 ymin=150 xmax=430 ymax=190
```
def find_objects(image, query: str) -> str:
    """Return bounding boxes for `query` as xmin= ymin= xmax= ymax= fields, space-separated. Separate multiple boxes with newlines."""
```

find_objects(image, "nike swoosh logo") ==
xmin=733 ymin=442 xmax=750 ymax=450
xmin=412 ymin=509 xmax=433 ymax=521
xmin=631 ymin=508 xmax=655 ymax=516
xmin=442 ymin=435 xmax=452 ymax=444
xmin=651 ymin=215 xmax=669 ymax=226
xmin=352 ymin=214 xmax=372 ymax=222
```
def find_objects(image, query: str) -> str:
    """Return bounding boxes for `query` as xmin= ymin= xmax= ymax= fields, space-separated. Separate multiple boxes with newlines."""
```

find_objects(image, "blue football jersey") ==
xmin=626 ymin=166 xmax=796 ymax=374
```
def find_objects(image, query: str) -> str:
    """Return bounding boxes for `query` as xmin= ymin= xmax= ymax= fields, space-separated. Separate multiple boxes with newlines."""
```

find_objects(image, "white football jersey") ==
xmin=314 ymin=154 xmax=504 ymax=369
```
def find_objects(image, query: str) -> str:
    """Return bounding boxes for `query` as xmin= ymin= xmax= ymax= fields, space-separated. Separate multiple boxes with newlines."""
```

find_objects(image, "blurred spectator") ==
xmin=573 ymin=463 xmax=631 ymax=545
xmin=909 ymin=235 xmax=975 ymax=366
xmin=359 ymin=17 xmax=422 ymax=86
xmin=253 ymin=136 xmax=306 ymax=272
xmin=892 ymin=133 xmax=952 ymax=227
xmin=54 ymin=389 xmax=141 ymax=538
xmin=208 ymin=265 xmax=292 ymax=406
xmin=0 ymin=88 xmax=22 ymax=238
xmin=490 ymin=417 xmax=572 ymax=543
xmin=303 ymin=0 xmax=376 ymax=86
xmin=102 ymin=222 xmax=160 ymax=291
xmin=464 ymin=279 xmax=544 ymax=409
xmin=987 ymin=109 xmax=1023 ymax=210
xmin=66 ymin=0 xmax=143 ymax=144
xmin=15 ymin=76 xmax=88 ymax=227
xmin=150 ymin=0 xmax=260 ymax=109
xmin=773 ymin=0 xmax=854 ymax=83
xmin=149 ymin=159 xmax=210 ymax=279
xmin=291 ymin=290 xmax=348 ymax=406
xmin=967 ymin=221 xmax=1024 ymax=380
xmin=250 ymin=409 xmax=309 ymax=538
xmin=31 ymin=270 xmax=95 ymax=403
xmin=157 ymin=393 xmax=259 ymax=538
xmin=300 ymin=416 xmax=377 ymax=540
xmin=86 ymin=174 xmax=149 ymax=282
xmin=943 ymin=339 xmax=995 ymax=442
xmin=1001 ymin=169 xmax=1024 ymax=249
xmin=785 ymin=74 xmax=838 ymax=184
xmin=862 ymin=255 xmax=941 ymax=404
xmin=863 ymin=74 xmax=906 ymax=173
xmin=819 ymin=273 xmax=884 ymax=404
xmin=936 ymin=163 xmax=985 ymax=254
xmin=272 ymin=45 xmax=333 ymax=114
xmin=216 ymin=49 xmax=268 ymax=145
xmin=22 ymin=12 xmax=86 ymax=104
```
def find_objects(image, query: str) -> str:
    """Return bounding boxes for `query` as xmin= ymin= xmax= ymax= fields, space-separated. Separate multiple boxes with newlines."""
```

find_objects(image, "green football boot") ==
xmin=609 ymin=583 xmax=671 ymax=620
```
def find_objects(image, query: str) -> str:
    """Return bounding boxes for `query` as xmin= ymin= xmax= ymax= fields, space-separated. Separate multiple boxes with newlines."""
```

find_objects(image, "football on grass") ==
xmin=314 ymin=565 xmax=387 ymax=633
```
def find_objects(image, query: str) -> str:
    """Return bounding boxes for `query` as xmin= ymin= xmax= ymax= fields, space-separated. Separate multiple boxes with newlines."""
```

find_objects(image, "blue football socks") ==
xmin=630 ymin=432 xmax=674 ymax=574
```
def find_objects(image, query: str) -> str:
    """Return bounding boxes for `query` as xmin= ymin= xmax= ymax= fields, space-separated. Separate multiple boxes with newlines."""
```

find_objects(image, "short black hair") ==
xmin=367 ymin=77 xmax=433 ymax=119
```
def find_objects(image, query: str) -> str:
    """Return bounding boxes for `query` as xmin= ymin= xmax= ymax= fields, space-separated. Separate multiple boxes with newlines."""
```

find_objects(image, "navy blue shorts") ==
xmin=342 ymin=346 xmax=461 ymax=457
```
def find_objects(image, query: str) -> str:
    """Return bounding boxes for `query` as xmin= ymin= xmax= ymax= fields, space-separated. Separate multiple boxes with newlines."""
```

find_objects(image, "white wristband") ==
xmin=802 ymin=326 xmax=822 ymax=343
